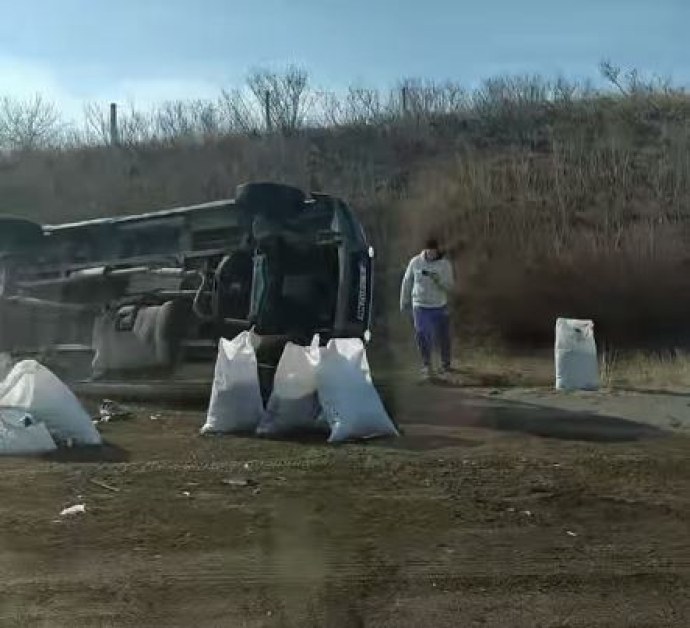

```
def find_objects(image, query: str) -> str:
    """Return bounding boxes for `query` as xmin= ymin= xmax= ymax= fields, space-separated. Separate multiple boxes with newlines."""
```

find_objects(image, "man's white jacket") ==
xmin=400 ymin=253 xmax=454 ymax=310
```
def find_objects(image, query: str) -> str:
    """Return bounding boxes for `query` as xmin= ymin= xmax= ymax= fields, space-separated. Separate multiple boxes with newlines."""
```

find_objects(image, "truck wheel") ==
xmin=236 ymin=182 xmax=306 ymax=220
xmin=155 ymin=300 xmax=190 ymax=367
xmin=0 ymin=262 xmax=14 ymax=298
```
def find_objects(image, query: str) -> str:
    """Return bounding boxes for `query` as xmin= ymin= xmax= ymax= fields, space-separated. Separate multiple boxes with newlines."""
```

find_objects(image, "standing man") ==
xmin=400 ymin=237 xmax=454 ymax=378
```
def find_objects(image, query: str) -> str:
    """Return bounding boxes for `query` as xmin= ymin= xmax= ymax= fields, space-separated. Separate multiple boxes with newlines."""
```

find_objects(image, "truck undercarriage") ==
xmin=0 ymin=183 xmax=373 ymax=400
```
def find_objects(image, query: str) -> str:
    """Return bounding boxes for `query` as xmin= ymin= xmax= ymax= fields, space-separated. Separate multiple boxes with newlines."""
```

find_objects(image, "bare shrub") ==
xmin=393 ymin=105 xmax=690 ymax=348
xmin=1 ymin=64 xmax=689 ymax=350
xmin=217 ymin=89 xmax=260 ymax=134
xmin=247 ymin=66 xmax=314 ymax=133
xmin=327 ymin=86 xmax=389 ymax=126
xmin=398 ymin=78 xmax=469 ymax=118
xmin=83 ymin=102 xmax=156 ymax=146
xmin=0 ymin=95 xmax=63 ymax=151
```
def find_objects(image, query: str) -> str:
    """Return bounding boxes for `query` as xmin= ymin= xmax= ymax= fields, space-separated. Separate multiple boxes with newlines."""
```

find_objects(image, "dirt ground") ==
xmin=1 ymin=378 xmax=690 ymax=627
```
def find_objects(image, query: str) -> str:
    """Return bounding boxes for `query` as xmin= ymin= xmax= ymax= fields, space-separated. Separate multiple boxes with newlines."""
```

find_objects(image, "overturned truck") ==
xmin=0 ymin=183 xmax=374 ymax=399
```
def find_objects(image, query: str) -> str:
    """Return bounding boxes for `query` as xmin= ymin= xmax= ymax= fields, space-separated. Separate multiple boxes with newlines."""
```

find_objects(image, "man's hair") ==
xmin=424 ymin=237 xmax=440 ymax=250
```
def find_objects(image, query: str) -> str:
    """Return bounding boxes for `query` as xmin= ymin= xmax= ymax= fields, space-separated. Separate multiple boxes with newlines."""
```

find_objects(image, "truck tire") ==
xmin=235 ymin=182 xmax=306 ymax=220
xmin=154 ymin=300 xmax=190 ymax=367
xmin=0 ymin=262 xmax=13 ymax=298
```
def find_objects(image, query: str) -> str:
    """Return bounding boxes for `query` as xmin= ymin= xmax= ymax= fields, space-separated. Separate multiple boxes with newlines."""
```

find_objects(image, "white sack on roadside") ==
xmin=555 ymin=318 xmax=599 ymax=391
xmin=0 ymin=408 xmax=57 ymax=455
xmin=317 ymin=338 xmax=398 ymax=443
xmin=257 ymin=335 xmax=325 ymax=436
xmin=0 ymin=360 xmax=101 ymax=445
xmin=201 ymin=331 xmax=265 ymax=434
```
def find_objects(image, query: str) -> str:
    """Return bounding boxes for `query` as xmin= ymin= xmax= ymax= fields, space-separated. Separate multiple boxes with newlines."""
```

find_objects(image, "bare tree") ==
xmin=314 ymin=90 xmax=343 ymax=126
xmin=398 ymin=78 xmax=468 ymax=117
xmin=0 ymin=95 xmax=62 ymax=151
xmin=83 ymin=102 xmax=111 ymax=145
xmin=247 ymin=66 xmax=313 ymax=133
xmin=155 ymin=100 xmax=196 ymax=140
xmin=55 ymin=123 xmax=88 ymax=149
xmin=84 ymin=102 xmax=157 ymax=146
xmin=599 ymin=60 xmax=680 ymax=98
xmin=217 ymin=88 xmax=260 ymax=134
xmin=347 ymin=87 xmax=387 ymax=124
xmin=599 ymin=60 xmax=629 ymax=96
xmin=553 ymin=76 xmax=580 ymax=103
xmin=316 ymin=86 xmax=390 ymax=126
xmin=472 ymin=74 xmax=551 ymax=116
xmin=192 ymin=99 xmax=220 ymax=137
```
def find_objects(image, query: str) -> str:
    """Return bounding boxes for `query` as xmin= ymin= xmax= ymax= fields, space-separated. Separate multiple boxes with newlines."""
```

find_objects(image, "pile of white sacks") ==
xmin=200 ymin=332 xmax=399 ymax=443
xmin=0 ymin=360 xmax=101 ymax=455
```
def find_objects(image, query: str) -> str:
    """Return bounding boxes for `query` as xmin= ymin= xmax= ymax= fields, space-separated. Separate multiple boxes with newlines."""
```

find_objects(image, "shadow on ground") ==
xmin=473 ymin=399 xmax=665 ymax=443
xmin=378 ymin=383 xmax=666 ymax=444
xmin=41 ymin=442 xmax=130 ymax=463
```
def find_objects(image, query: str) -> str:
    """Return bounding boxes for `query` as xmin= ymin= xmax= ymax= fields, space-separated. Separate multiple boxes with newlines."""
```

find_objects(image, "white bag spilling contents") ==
xmin=201 ymin=331 xmax=266 ymax=434
xmin=0 ymin=360 xmax=102 ymax=445
xmin=555 ymin=318 xmax=599 ymax=391
xmin=0 ymin=408 xmax=57 ymax=455
xmin=317 ymin=338 xmax=398 ymax=443
xmin=257 ymin=335 xmax=325 ymax=436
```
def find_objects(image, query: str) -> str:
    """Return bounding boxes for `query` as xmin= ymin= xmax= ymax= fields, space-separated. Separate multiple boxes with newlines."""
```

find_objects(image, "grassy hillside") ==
xmin=1 ymin=70 xmax=689 ymax=350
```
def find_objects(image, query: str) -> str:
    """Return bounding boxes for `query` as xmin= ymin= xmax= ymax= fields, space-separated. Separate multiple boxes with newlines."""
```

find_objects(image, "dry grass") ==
xmin=1 ymin=79 xmax=690 ymax=352
xmin=375 ymin=337 xmax=690 ymax=394
xmin=387 ymin=108 xmax=690 ymax=348
xmin=603 ymin=352 xmax=690 ymax=392
xmin=462 ymin=348 xmax=690 ymax=393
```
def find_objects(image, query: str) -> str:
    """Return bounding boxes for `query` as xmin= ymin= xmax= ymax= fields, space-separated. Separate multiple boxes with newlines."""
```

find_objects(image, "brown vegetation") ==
xmin=0 ymin=64 xmax=689 ymax=349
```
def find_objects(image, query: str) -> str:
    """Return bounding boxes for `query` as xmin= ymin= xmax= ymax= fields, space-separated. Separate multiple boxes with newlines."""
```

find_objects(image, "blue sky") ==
xmin=0 ymin=0 xmax=685 ymax=116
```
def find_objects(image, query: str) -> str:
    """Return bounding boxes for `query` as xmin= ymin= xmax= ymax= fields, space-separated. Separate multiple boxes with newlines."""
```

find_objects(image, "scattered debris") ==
xmin=60 ymin=504 xmax=86 ymax=517
xmin=507 ymin=507 xmax=516 ymax=513
xmin=98 ymin=399 xmax=133 ymax=423
xmin=182 ymin=491 xmax=192 ymax=498
xmin=89 ymin=479 xmax=120 ymax=493
xmin=150 ymin=414 xmax=163 ymax=421
xmin=521 ymin=510 xmax=533 ymax=517
xmin=222 ymin=478 xmax=256 ymax=488
xmin=566 ymin=530 xmax=578 ymax=537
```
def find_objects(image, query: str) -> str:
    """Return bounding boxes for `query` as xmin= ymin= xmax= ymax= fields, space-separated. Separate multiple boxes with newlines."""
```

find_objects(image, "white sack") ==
xmin=257 ymin=336 xmax=325 ymax=436
xmin=317 ymin=338 xmax=398 ymax=443
xmin=201 ymin=331 xmax=265 ymax=434
xmin=0 ymin=408 xmax=57 ymax=455
xmin=0 ymin=360 xmax=101 ymax=445
xmin=92 ymin=306 xmax=168 ymax=376
xmin=555 ymin=318 xmax=599 ymax=391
